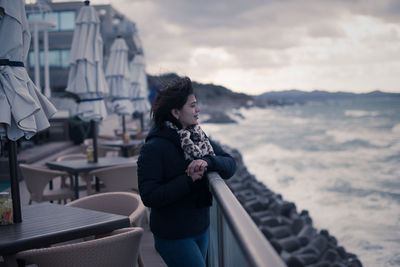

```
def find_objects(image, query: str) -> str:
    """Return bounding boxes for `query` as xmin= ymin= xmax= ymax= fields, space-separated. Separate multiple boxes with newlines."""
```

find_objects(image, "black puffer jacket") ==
xmin=137 ymin=125 xmax=236 ymax=239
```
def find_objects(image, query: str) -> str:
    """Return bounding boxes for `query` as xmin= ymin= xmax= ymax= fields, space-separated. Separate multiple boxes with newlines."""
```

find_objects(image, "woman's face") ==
xmin=173 ymin=94 xmax=200 ymax=129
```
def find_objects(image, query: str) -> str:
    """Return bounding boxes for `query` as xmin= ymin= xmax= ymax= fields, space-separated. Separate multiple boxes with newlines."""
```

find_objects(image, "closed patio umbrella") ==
xmin=66 ymin=0 xmax=108 ymax=162
xmin=105 ymin=36 xmax=133 ymax=135
xmin=129 ymin=54 xmax=150 ymax=130
xmin=0 ymin=0 xmax=57 ymax=223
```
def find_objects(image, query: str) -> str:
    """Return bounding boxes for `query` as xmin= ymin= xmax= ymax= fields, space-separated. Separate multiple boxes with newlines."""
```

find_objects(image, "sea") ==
xmin=202 ymin=96 xmax=400 ymax=267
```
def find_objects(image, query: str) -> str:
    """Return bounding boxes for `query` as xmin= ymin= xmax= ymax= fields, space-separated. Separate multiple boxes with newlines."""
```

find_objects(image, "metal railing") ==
xmin=208 ymin=172 xmax=286 ymax=267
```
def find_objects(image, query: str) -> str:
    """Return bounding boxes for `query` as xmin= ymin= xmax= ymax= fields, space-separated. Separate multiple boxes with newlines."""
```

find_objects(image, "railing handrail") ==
xmin=208 ymin=172 xmax=286 ymax=267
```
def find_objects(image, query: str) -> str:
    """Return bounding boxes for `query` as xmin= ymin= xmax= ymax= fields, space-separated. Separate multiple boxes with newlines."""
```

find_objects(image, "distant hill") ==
xmin=147 ymin=74 xmax=400 ymax=123
xmin=148 ymin=73 xmax=253 ymax=108
xmin=256 ymin=89 xmax=400 ymax=105
xmin=148 ymin=73 xmax=400 ymax=109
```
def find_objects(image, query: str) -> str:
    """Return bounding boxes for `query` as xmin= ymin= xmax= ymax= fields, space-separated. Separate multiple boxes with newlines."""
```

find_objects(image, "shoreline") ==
xmin=222 ymin=144 xmax=363 ymax=267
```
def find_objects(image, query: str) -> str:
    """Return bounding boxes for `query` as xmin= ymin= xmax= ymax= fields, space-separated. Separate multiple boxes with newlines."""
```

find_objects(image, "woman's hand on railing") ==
xmin=188 ymin=170 xmax=204 ymax=181
xmin=186 ymin=159 xmax=208 ymax=181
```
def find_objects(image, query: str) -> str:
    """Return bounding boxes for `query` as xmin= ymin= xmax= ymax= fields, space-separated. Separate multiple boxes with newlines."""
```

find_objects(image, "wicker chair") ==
xmin=66 ymin=192 xmax=147 ymax=229
xmin=87 ymin=164 xmax=149 ymax=225
xmin=88 ymin=163 xmax=139 ymax=193
xmin=56 ymin=153 xmax=95 ymax=195
xmin=66 ymin=192 xmax=148 ymax=267
xmin=14 ymin=227 xmax=143 ymax=267
xmin=19 ymin=164 xmax=75 ymax=204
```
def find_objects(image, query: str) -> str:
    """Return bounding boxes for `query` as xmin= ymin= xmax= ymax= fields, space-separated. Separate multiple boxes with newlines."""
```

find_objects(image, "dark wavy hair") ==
xmin=151 ymin=76 xmax=194 ymax=129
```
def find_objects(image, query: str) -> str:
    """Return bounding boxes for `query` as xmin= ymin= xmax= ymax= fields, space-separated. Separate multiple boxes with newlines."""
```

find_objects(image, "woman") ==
xmin=137 ymin=76 xmax=236 ymax=267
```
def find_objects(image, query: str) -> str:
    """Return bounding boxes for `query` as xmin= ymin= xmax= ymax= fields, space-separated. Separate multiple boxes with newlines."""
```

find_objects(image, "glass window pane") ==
xmin=223 ymin=216 xmax=248 ymax=267
xmin=28 ymin=13 xmax=42 ymax=21
xmin=209 ymin=201 xmax=220 ymax=267
xmin=30 ymin=51 xmax=44 ymax=67
xmin=113 ymin=24 xmax=119 ymax=32
xmin=48 ymin=50 xmax=60 ymax=67
xmin=60 ymin=50 xmax=70 ymax=68
xmin=39 ymin=51 xmax=44 ymax=67
xmin=28 ymin=52 xmax=35 ymax=68
xmin=44 ymin=12 xmax=59 ymax=31
xmin=59 ymin=11 xmax=75 ymax=31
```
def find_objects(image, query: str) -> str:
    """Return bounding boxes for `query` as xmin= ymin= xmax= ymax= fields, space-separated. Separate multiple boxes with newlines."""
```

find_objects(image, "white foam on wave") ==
xmin=392 ymin=123 xmax=400 ymax=133
xmin=344 ymin=110 xmax=380 ymax=117
xmin=202 ymin=103 xmax=400 ymax=267
xmin=326 ymin=129 xmax=359 ymax=143
xmin=243 ymin=142 xmax=400 ymax=266
xmin=238 ymin=106 xmax=276 ymax=122
xmin=325 ymin=128 xmax=394 ymax=147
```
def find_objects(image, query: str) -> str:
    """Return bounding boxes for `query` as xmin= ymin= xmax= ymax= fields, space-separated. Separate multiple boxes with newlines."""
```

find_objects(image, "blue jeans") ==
xmin=154 ymin=228 xmax=209 ymax=267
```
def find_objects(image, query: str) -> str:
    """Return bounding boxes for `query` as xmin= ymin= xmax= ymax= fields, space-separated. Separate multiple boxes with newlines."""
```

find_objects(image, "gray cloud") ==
xmin=114 ymin=0 xmax=400 ymax=93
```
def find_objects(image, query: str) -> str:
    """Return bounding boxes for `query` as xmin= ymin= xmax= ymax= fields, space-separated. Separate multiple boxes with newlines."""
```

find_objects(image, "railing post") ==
xmin=208 ymin=172 xmax=286 ymax=267
xmin=217 ymin=205 xmax=224 ymax=267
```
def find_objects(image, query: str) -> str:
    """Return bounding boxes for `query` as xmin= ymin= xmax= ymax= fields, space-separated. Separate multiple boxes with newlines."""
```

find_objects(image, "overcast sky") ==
xmin=97 ymin=0 xmax=400 ymax=95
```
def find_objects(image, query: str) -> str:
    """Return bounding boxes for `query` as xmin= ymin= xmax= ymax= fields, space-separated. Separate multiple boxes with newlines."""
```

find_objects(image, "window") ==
xmin=29 ymin=50 xmax=70 ymax=68
xmin=112 ymin=18 xmax=120 ymax=32
xmin=60 ymin=50 xmax=70 ymax=68
xmin=28 ymin=51 xmax=41 ymax=68
xmin=28 ymin=13 xmax=42 ymax=21
xmin=28 ymin=11 xmax=75 ymax=31
xmin=48 ymin=50 xmax=60 ymax=66
xmin=59 ymin=11 xmax=75 ymax=31
xmin=44 ymin=12 xmax=58 ymax=31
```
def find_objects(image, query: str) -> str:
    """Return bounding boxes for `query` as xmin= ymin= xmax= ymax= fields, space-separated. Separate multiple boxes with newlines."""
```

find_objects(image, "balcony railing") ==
xmin=208 ymin=172 xmax=286 ymax=267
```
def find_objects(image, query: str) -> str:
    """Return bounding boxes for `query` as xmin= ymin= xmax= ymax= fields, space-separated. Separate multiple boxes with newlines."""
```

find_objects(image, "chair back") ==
xmin=56 ymin=153 xmax=86 ymax=162
xmin=56 ymin=153 xmax=97 ymax=195
xmin=89 ymin=163 xmax=139 ymax=193
xmin=19 ymin=164 xmax=74 ymax=204
xmin=16 ymin=227 xmax=143 ymax=267
xmin=67 ymin=192 xmax=147 ymax=227
xmin=81 ymin=139 xmax=120 ymax=157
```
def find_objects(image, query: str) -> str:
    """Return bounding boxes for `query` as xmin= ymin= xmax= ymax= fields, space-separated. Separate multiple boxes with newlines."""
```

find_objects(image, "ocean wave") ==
xmin=359 ymin=240 xmax=384 ymax=251
xmin=325 ymin=180 xmax=400 ymax=203
xmin=342 ymin=139 xmax=379 ymax=148
xmin=344 ymin=110 xmax=380 ymax=117
xmin=392 ymin=124 xmax=400 ymax=133
xmin=326 ymin=129 xmax=393 ymax=147
xmin=326 ymin=129 xmax=362 ymax=143
xmin=383 ymin=152 xmax=400 ymax=163
xmin=204 ymin=101 xmax=400 ymax=267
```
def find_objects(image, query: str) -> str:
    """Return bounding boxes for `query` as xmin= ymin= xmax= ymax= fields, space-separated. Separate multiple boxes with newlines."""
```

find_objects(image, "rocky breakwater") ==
xmin=222 ymin=145 xmax=363 ymax=267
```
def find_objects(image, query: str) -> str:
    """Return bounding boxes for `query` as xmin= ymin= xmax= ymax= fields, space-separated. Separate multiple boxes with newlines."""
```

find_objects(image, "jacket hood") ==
xmin=146 ymin=125 xmax=181 ymax=148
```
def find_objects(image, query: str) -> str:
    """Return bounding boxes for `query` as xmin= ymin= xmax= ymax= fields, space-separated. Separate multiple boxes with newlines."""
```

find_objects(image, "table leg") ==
xmin=122 ymin=147 xmax=128 ymax=157
xmin=95 ymin=177 xmax=100 ymax=192
xmin=74 ymin=174 xmax=79 ymax=199
xmin=83 ymin=174 xmax=93 ymax=195
xmin=3 ymin=254 xmax=20 ymax=267
xmin=49 ymin=180 xmax=53 ymax=203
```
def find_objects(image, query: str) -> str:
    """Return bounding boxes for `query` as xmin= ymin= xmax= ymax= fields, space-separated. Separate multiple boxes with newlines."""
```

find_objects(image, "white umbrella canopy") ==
xmin=105 ymin=37 xmax=133 ymax=115
xmin=66 ymin=1 xmax=107 ymax=122
xmin=0 ymin=0 xmax=57 ymax=223
xmin=129 ymin=54 xmax=150 ymax=113
xmin=0 ymin=0 xmax=57 ymax=141
xmin=75 ymin=92 xmax=107 ymax=122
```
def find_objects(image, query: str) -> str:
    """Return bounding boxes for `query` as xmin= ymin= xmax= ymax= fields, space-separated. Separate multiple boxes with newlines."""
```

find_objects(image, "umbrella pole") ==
xmin=8 ymin=140 xmax=22 ymax=223
xmin=122 ymin=115 xmax=126 ymax=135
xmin=91 ymin=120 xmax=98 ymax=163
xmin=140 ymin=113 xmax=144 ymax=132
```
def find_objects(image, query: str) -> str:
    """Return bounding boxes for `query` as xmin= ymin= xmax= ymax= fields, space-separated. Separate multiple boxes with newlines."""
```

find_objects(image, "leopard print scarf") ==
xmin=165 ymin=121 xmax=215 ymax=160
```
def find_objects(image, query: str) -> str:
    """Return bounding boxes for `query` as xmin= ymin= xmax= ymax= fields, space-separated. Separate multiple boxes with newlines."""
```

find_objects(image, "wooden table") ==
xmin=0 ymin=203 xmax=130 ymax=256
xmin=100 ymin=140 xmax=144 ymax=157
xmin=46 ymin=157 xmax=135 ymax=198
